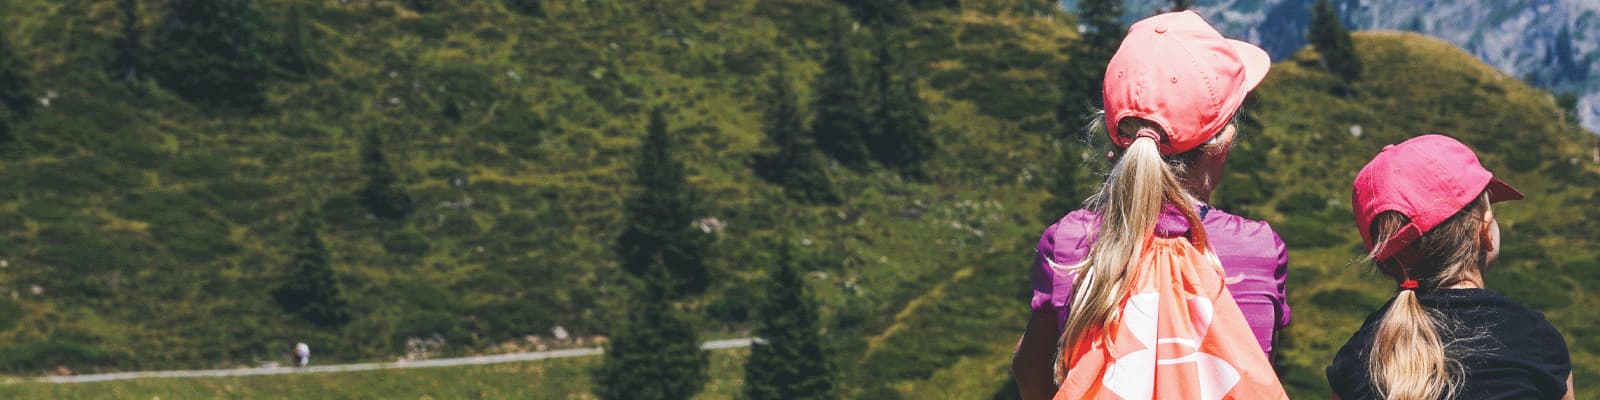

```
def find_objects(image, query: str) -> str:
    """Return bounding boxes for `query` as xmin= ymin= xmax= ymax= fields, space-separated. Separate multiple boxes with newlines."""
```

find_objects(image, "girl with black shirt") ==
xmin=1327 ymin=134 xmax=1572 ymax=400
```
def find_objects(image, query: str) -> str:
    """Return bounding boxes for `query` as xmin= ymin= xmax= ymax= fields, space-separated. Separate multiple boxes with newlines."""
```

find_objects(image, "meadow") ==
xmin=0 ymin=0 xmax=1595 ymax=398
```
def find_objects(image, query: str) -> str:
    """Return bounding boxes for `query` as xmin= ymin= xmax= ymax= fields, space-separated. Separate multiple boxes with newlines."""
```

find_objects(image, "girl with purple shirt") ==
xmin=1011 ymin=11 xmax=1289 ymax=399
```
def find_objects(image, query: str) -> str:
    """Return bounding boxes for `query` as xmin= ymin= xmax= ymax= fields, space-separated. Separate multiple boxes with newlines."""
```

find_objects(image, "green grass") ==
xmin=0 ymin=1 xmax=1597 ymax=399
xmin=0 ymin=348 xmax=749 ymax=399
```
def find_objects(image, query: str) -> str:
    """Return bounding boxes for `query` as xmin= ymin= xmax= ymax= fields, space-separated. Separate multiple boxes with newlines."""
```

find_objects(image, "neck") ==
xmin=1443 ymin=266 xmax=1485 ymax=289
xmin=1181 ymin=182 xmax=1214 ymax=204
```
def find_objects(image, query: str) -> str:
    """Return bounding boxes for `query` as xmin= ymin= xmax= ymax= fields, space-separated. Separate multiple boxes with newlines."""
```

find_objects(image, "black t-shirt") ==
xmin=1326 ymin=288 xmax=1570 ymax=400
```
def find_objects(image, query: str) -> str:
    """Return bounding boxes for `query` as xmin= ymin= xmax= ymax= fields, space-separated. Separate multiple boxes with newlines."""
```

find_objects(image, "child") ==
xmin=1327 ymin=134 xmax=1573 ymax=399
xmin=1012 ymin=10 xmax=1288 ymax=399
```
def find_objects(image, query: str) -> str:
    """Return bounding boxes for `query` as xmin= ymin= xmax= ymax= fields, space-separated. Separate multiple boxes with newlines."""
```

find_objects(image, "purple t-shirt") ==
xmin=1031 ymin=204 xmax=1291 ymax=355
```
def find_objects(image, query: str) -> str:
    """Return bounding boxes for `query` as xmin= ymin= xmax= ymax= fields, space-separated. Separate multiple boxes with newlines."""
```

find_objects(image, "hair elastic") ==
xmin=1398 ymin=279 xmax=1419 ymax=291
xmin=1135 ymin=129 xmax=1161 ymax=142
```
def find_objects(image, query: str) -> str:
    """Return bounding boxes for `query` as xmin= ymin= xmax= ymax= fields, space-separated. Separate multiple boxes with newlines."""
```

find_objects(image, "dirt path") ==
xmin=37 ymin=338 xmax=754 ymax=384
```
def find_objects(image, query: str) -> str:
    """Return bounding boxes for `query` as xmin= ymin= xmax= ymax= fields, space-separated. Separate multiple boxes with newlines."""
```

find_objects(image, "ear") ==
xmin=1216 ymin=124 xmax=1238 ymax=145
xmin=1478 ymin=207 xmax=1497 ymax=253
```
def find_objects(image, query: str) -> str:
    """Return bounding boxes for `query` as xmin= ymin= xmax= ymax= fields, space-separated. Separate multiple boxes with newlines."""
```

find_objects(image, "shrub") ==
xmin=0 ymin=298 xmax=20 ymax=331
xmin=321 ymin=192 xmax=367 ymax=226
xmin=382 ymin=228 xmax=432 ymax=257
xmin=434 ymin=212 xmax=483 ymax=237
xmin=161 ymin=154 xmax=233 ymax=180
xmin=19 ymin=200 xmax=79 ymax=223
xmin=0 ymin=336 xmax=111 ymax=373
xmin=1273 ymin=217 xmax=1345 ymax=248
xmin=1275 ymin=191 xmax=1329 ymax=216
xmin=482 ymin=102 xmax=545 ymax=151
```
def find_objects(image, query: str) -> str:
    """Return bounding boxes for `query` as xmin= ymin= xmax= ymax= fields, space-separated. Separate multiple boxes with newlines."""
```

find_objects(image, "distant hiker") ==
xmin=1012 ymin=11 xmax=1289 ymax=399
xmin=294 ymin=342 xmax=311 ymax=368
xmin=1326 ymin=134 xmax=1572 ymax=400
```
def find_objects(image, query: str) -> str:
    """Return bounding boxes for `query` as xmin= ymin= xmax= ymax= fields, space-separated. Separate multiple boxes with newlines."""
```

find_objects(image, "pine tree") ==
xmin=812 ymin=19 xmax=873 ymax=169
xmin=616 ymin=108 xmax=711 ymax=296
xmin=1308 ymin=0 xmax=1360 ymax=83
xmin=1171 ymin=0 xmax=1192 ymax=12
xmin=593 ymin=263 xmax=709 ymax=400
xmin=506 ymin=0 xmax=545 ymax=17
xmin=148 ymin=0 xmax=276 ymax=109
xmin=838 ymin=0 xmax=910 ymax=26
xmin=754 ymin=65 xmax=839 ymax=204
xmin=280 ymin=1 xmax=318 ymax=77
xmin=111 ymin=0 xmax=144 ymax=82
xmin=273 ymin=208 xmax=352 ymax=327
xmin=1057 ymin=0 xmax=1125 ymax=129
xmin=1547 ymin=26 xmax=1589 ymax=84
xmin=868 ymin=33 xmax=934 ymax=179
xmin=0 ymin=29 xmax=33 ymax=143
xmin=1040 ymin=143 xmax=1081 ymax=220
xmin=357 ymin=130 xmax=414 ymax=220
xmin=1079 ymin=0 xmax=1125 ymax=54
xmin=742 ymin=243 xmax=834 ymax=400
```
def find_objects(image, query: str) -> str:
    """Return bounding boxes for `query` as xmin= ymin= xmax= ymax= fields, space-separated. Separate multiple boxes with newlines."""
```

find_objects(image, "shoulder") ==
xmin=1473 ymin=290 xmax=1569 ymax=353
xmin=1433 ymin=290 xmax=1564 ymax=340
xmin=1037 ymin=209 xmax=1098 ymax=259
xmin=1202 ymin=207 xmax=1287 ymax=264
xmin=1203 ymin=207 xmax=1283 ymax=244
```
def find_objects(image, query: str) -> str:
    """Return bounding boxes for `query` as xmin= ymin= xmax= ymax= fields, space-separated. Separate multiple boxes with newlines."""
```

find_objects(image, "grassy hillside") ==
xmin=1 ymin=348 xmax=749 ymax=399
xmin=0 ymin=0 xmax=1596 ymax=399
xmin=0 ymin=0 xmax=1073 ymax=383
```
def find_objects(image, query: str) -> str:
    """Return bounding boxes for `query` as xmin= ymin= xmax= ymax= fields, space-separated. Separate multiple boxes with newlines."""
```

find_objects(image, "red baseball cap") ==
xmin=1103 ymin=10 xmax=1271 ymax=155
xmin=1352 ymin=134 xmax=1524 ymax=261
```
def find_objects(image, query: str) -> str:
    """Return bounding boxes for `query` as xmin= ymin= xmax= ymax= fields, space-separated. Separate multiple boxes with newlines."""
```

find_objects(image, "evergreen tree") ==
xmin=754 ymin=65 xmax=839 ymax=204
xmin=357 ymin=130 xmax=414 ymax=220
xmin=1171 ymin=0 xmax=1192 ymax=12
xmin=837 ymin=0 xmax=911 ymax=26
xmin=1040 ymin=143 xmax=1081 ymax=220
xmin=111 ymin=0 xmax=144 ymax=82
xmin=273 ymin=208 xmax=352 ymax=327
xmin=1545 ymin=26 xmax=1589 ymax=84
xmin=593 ymin=263 xmax=709 ymax=400
xmin=1057 ymin=0 xmax=1124 ymax=129
xmin=1308 ymin=0 xmax=1360 ymax=83
xmin=868 ymin=34 xmax=935 ymax=179
xmin=742 ymin=243 xmax=834 ymax=400
xmin=1557 ymin=92 xmax=1580 ymax=127
xmin=148 ymin=0 xmax=276 ymax=109
xmin=1078 ymin=0 xmax=1125 ymax=54
xmin=812 ymin=19 xmax=874 ymax=169
xmin=506 ymin=0 xmax=545 ymax=17
xmin=280 ymin=1 xmax=318 ymax=77
xmin=0 ymin=29 xmax=33 ymax=143
xmin=616 ymin=108 xmax=711 ymax=296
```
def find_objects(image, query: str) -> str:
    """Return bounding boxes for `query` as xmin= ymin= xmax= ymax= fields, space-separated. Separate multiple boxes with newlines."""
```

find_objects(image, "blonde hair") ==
xmin=1363 ymin=192 xmax=1492 ymax=400
xmin=1051 ymin=118 xmax=1226 ymax=383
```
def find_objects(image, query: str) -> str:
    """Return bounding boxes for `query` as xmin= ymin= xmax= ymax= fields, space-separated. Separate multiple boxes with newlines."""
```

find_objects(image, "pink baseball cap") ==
xmin=1352 ymin=134 xmax=1524 ymax=261
xmin=1103 ymin=10 xmax=1272 ymax=155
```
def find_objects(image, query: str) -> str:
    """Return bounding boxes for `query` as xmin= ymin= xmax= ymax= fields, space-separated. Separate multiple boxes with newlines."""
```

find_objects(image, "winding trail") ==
xmin=36 ymin=338 xmax=754 ymax=384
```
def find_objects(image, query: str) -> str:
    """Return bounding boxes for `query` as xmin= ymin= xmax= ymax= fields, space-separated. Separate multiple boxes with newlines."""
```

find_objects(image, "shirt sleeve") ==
xmin=1270 ymin=227 xmax=1291 ymax=329
xmin=1031 ymin=224 xmax=1059 ymax=312
xmin=1522 ymin=312 xmax=1573 ymax=397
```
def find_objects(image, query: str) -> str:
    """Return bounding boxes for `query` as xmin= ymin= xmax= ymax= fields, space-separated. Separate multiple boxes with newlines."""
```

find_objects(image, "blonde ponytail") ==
xmin=1051 ymin=132 xmax=1213 ymax=383
xmin=1367 ymin=290 xmax=1457 ymax=400
xmin=1362 ymin=194 xmax=1490 ymax=400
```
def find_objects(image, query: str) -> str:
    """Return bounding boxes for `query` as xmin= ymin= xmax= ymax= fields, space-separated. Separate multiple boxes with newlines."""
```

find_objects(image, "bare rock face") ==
xmin=1059 ymin=0 xmax=1600 ymax=133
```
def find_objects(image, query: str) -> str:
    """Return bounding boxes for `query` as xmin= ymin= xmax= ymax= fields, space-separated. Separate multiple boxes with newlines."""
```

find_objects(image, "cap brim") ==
xmin=1485 ymin=177 xmax=1524 ymax=203
xmin=1228 ymin=39 xmax=1271 ymax=92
